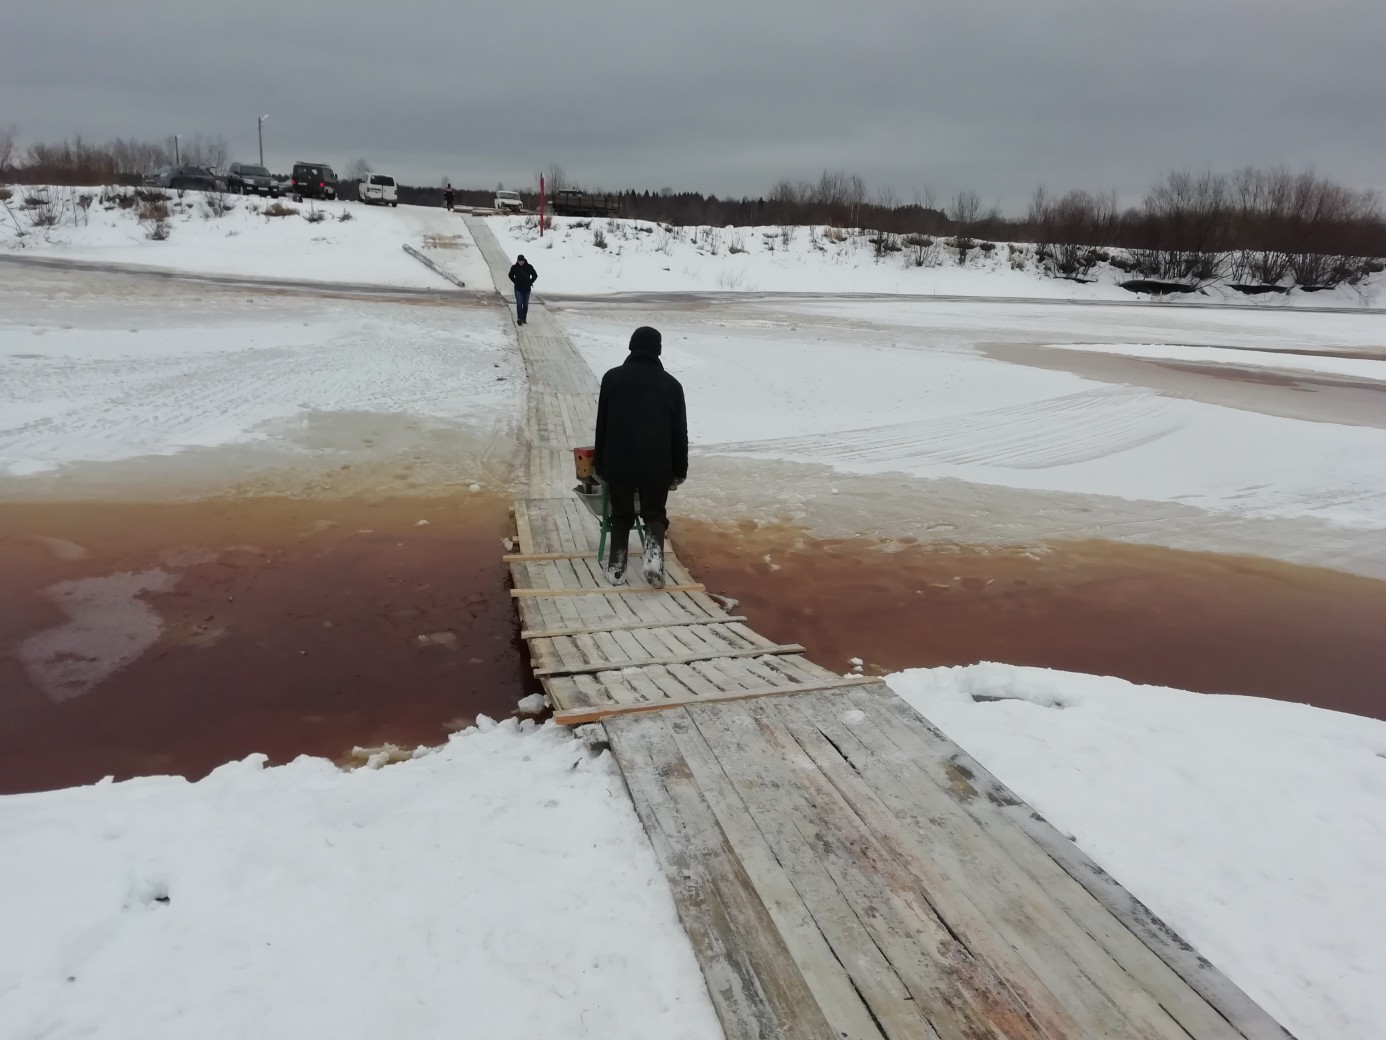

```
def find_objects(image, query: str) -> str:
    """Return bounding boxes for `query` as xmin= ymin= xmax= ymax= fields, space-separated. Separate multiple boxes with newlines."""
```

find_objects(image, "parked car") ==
xmin=226 ymin=162 xmax=279 ymax=196
xmin=145 ymin=164 xmax=224 ymax=192
xmin=290 ymin=161 xmax=337 ymax=201
xmin=360 ymin=173 xmax=398 ymax=207
xmin=493 ymin=189 xmax=522 ymax=212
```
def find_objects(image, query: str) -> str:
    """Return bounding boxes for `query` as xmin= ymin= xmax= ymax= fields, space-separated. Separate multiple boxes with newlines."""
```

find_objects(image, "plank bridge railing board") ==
xmin=463 ymin=212 xmax=1294 ymax=1040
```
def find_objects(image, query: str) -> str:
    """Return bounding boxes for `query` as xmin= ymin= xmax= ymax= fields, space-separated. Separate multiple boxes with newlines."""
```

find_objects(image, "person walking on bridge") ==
xmin=508 ymin=255 xmax=537 ymax=326
xmin=594 ymin=326 xmax=688 ymax=587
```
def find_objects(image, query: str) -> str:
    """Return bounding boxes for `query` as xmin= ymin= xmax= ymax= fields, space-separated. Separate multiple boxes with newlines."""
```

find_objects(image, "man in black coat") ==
xmin=594 ymin=326 xmax=688 ymax=587
xmin=507 ymin=255 xmax=537 ymax=325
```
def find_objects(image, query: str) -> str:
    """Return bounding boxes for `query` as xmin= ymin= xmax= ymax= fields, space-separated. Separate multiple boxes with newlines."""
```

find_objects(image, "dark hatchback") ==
xmin=226 ymin=162 xmax=279 ymax=196
xmin=290 ymin=162 xmax=338 ymax=201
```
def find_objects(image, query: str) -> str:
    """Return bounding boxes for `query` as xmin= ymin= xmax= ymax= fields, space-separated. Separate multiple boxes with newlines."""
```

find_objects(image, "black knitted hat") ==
xmin=629 ymin=326 xmax=662 ymax=356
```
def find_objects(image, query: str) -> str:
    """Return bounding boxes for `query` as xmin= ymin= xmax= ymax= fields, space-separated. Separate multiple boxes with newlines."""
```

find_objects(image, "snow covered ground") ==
xmin=4 ymin=213 xmax=1386 ymax=1040
xmin=0 ymin=264 xmax=520 ymax=489
xmin=563 ymin=300 xmax=1386 ymax=540
xmin=1 ymin=185 xmax=488 ymax=289
xmin=0 ymin=720 xmax=723 ymax=1040
xmin=889 ymin=664 xmax=1386 ymax=1040
xmin=3 ymin=670 xmax=1383 ymax=1040
xmin=490 ymin=213 xmax=1386 ymax=306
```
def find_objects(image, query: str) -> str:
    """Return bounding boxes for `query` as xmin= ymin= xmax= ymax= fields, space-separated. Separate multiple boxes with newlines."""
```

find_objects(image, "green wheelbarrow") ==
xmin=572 ymin=446 xmax=646 ymax=562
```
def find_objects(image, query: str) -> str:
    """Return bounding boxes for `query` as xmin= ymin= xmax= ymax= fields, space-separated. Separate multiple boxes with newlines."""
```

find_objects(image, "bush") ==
xmin=593 ymin=228 xmax=607 ymax=249
xmin=136 ymin=189 xmax=168 ymax=204
xmin=0 ymin=186 xmax=11 ymax=202
xmin=303 ymin=205 xmax=327 ymax=223
xmin=264 ymin=202 xmax=298 ymax=218
xmin=338 ymin=210 xmax=354 ymax=222
xmin=139 ymin=200 xmax=170 ymax=240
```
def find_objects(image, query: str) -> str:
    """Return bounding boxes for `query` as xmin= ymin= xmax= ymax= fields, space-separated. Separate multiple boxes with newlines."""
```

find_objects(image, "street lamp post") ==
xmin=258 ymin=114 xmax=269 ymax=167
xmin=174 ymin=134 xmax=181 ymax=165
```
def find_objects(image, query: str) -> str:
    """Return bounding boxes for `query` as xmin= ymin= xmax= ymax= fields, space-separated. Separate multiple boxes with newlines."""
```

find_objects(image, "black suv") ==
xmin=226 ymin=162 xmax=279 ymax=197
xmin=290 ymin=162 xmax=338 ymax=201
xmin=146 ymin=164 xmax=222 ymax=192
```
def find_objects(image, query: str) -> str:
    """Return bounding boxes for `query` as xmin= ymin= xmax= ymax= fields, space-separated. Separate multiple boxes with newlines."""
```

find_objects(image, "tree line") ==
xmin=4 ymin=127 xmax=1381 ymax=287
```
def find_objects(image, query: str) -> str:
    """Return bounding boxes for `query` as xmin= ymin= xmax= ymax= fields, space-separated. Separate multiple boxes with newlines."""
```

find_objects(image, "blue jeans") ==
xmin=515 ymin=288 xmax=530 ymax=323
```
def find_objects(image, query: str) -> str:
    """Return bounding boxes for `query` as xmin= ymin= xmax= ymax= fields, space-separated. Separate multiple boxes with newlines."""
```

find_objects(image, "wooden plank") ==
xmin=503 ymin=551 xmax=598 ymax=562
xmin=658 ymin=711 xmax=902 ymax=1040
xmin=851 ymin=687 xmax=1293 ymax=1040
xmin=604 ymin=711 xmax=840 ymax=1040
xmin=715 ymin=699 xmax=1055 ymax=1040
xmin=686 ymin=701 xmax=1046 ymax=1040
xmin=513 ymin=500 xmax=536 ymax=555
xmin=520 ymin=615 xmax=747 ymax=640
xmin=803 ymin=692 xmax=1248 ymax=1039
xmin=553 ymin=676 xmax=886 ymax=726
xmin=771 ymin=694 xmax=1192 ymax=1040
xmin=510 ymin=583 xmax=706 ymax=598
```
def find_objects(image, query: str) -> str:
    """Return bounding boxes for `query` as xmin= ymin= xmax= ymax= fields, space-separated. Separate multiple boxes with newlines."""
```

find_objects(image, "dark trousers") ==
xmin=607 ymin=483 xmax=669 ymax=563
xmin=515 ymin=288 xmax=531 ymax=322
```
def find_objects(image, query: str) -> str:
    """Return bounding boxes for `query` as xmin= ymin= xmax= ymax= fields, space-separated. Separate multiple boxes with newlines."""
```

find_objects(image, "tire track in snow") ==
xmin=701 ymin=386 xmax=1185 ymax=471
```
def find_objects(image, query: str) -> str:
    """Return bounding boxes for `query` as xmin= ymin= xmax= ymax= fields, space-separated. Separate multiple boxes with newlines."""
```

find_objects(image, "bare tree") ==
xmin=948 ymin=190 xmax=983 ymax=227
xmin=346 ymin=157 xmax=373 ymax=181
xmin=545 ymin=163 xmax=567 ymax=193
xmin=0 ymin=125 xmax=16 ymax=176
xmin=176 ymin=134 xmax=228 ymax=171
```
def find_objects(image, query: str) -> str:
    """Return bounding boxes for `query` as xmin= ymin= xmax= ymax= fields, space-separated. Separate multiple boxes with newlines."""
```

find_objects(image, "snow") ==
xmin=490 ymin=214 xmax=1386 ymax=306
xmin=0 ymin=280 xmax=519 ymax=477
xmin=563 ymin=305 xmax=1386 ymax=530
xmin=0 ymin=719 xmax=723 ymax=1040
xmin=1 ymin=185 xmax=488 ymax=289
xmin=1041 ymin=340 xmax=1386 ymax=381
xmin=887 ymin=663 xmax=1386 ymax=1040
xmin=6 ymin=199 xmax=1386 ymax=1040
xmin=5 ymin=667 xmax=1382 ymax=1039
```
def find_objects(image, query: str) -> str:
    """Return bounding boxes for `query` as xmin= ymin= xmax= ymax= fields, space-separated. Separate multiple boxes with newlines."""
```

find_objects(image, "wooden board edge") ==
xmin=554 ymin=677 xmax=887 ymax=726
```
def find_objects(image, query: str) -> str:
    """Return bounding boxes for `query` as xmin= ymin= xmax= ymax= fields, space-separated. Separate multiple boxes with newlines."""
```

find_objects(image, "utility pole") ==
xmin=258 ymin=114 xmax=269 ymax=167
xmin=174 ymin=135 xmax=180 ymax=165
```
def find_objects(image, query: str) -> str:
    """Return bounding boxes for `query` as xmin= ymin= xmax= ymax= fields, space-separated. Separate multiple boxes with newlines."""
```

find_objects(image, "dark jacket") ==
xmin=508 ymin=262 xmax=537 ymax=290
xmin=594 ymin=354 xmax=688 ymax=485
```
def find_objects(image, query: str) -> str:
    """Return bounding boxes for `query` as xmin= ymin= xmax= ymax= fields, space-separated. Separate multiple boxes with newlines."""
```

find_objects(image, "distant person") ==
xmin=443 ymin=183 xmax=455 ymax=211
xmin=508 ymin=255 xmax=537 ymax=326
xmin=594 ymin=326 xmax=688 ymax=587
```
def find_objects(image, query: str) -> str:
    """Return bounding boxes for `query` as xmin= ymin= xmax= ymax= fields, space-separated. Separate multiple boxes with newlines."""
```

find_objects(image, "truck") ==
xmin=548 ymin=188 xmax=621 ymax=218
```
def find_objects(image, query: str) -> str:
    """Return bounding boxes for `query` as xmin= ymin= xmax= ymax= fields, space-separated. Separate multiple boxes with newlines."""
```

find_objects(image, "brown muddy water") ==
xmin=0 ymin=493 xmax=534 ymax=795
xmin=678 ymin=520 xmax=1386 ymax=722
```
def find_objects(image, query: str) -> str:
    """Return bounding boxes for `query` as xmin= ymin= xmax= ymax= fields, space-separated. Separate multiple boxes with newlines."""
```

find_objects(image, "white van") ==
xmin=360 ymin=173 xmax=398 ymax=207
xmin=493 ymin=189 xmax=522 ymax=212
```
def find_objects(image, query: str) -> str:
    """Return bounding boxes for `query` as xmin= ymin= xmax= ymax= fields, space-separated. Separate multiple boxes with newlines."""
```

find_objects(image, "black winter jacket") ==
xmin=594 ymin=354 xmax=688 ymax=485
xmin=508 ymin=262 xmax=538 ymax=290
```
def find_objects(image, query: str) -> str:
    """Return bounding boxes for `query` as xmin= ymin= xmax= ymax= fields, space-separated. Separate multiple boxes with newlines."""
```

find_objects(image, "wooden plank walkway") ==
xmin=466 ymin=214 xmax=1295 ymax=1040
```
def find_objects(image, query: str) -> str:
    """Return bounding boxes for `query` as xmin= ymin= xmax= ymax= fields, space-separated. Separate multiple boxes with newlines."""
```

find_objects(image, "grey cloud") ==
xmin=2 ymin=0 xmax=1383 ymax=209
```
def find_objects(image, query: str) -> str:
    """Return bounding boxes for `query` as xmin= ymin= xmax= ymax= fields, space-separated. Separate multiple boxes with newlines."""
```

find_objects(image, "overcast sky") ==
xmin=4 ymin=0 xmax=1384 ymax=211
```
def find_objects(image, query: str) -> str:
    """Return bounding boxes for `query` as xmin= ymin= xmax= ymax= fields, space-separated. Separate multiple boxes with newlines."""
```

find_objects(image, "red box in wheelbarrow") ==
xmin=573 ymin=446 xmax=596 ymax=480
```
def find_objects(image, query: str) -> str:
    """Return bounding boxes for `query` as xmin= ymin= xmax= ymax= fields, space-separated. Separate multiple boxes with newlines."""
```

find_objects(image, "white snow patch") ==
xmin=888 ymin=662 xmax=1386 ymax=1040
xmin=3 ymin=185 xmax=490 ymax=289
xmin=0 ymin=721 xmax=722 ymax=1040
